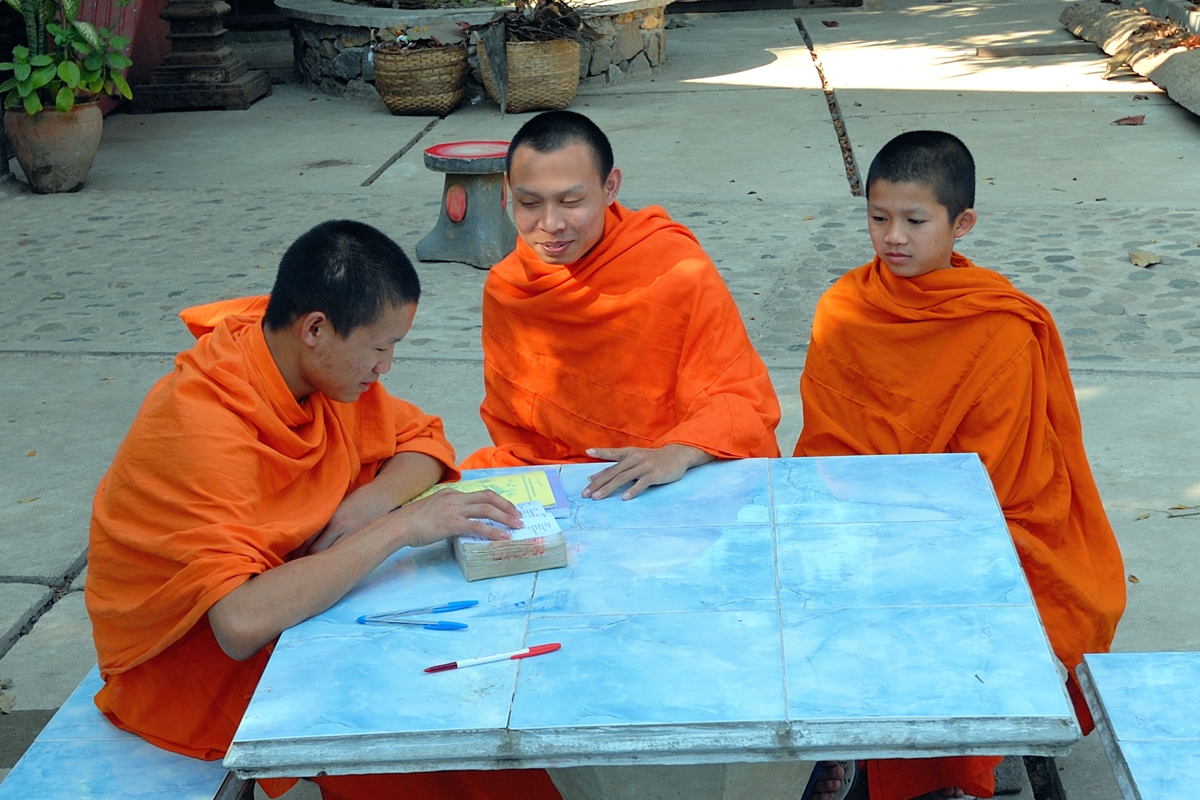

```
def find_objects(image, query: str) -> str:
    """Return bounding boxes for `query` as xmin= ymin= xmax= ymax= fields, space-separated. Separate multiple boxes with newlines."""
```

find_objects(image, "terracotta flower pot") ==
xmin=3 ymin=103 xmax=104 ymax=193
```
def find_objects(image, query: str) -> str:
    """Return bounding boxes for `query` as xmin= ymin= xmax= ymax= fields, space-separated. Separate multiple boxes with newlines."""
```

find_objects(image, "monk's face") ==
xmin=867 ymin=179 xmax=976 ymax=278
xmin=508 ymin=141 xmax=621 ymax=265
xmin=299 ymin=302 xmax=417 ymax=403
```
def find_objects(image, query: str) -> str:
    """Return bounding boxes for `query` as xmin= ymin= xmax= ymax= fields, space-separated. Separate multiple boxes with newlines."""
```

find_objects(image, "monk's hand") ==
xmin=582 ymin=444 xmax=716 ymax=501
xmin=308 ymin=487 xmax=395 ymax=555
xmin=394 ymin=489 xmax=523 ymax=549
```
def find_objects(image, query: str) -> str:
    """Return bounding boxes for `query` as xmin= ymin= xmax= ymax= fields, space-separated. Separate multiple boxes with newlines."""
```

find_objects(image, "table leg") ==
xmin=547 ymin=761 xmax=817 ymax=800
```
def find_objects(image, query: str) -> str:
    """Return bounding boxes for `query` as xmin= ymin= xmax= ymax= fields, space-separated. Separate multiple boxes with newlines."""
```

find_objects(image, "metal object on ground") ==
xmin=416 ymin=141 xmax=517 ymax=271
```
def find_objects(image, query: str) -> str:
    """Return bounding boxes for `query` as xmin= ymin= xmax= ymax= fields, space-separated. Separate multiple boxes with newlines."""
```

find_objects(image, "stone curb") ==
xmin=1060 ymin=0 xmax=1200 ymax=117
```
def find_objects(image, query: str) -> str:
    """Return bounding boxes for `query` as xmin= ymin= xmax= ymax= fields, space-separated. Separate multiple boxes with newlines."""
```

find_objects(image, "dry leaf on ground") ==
xmin=1113 ymin=115 xmax=1146 ymax=126
xmin=0 ymin=690 xmax=14 ymax=714
xmin=821 ymin=20 xmax=839 ymax=27
xmin=1128 ymin=574 xmax=1140 ymax=583
xmin=1136 ymin=513 xmax=1151 ymax=520
xmin=1129 ymin=249 xmax=1161 ymax=267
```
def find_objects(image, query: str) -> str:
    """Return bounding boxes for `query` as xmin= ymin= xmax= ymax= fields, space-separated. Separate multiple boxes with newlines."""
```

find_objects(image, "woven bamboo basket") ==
xmin=479 ymin=38 xmax=581 ymax=114
xmin=372 ymin=43 xmax=467 ymax=116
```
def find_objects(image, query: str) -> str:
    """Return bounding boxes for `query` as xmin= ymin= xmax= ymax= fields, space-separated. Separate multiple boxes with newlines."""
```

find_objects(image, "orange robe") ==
xmin=86 ymin=296 xmax=560 ymax=800
xmin=462 ymin=202 xmax=781 ymax=469
xmin=796 ymin=254 xmax=1126 ymax=800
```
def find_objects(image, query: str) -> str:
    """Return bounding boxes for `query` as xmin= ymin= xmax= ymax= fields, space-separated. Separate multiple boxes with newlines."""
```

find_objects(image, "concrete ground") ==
xmin=2 ymin=1 xmax=1198 ymax=797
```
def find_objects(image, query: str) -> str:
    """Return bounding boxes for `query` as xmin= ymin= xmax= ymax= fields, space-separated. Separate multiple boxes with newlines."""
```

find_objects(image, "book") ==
xmin=411 ymin=469 xmax=571 ymax=518
xmin=452 ymin=501 xmax=567 ymax=582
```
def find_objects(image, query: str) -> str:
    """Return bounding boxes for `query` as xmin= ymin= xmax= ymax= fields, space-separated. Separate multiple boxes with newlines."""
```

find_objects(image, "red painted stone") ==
xmin=501 ymin=183 xmax=508 ymax=210
xmin=446 ymin=184 xmax=467 ymax=223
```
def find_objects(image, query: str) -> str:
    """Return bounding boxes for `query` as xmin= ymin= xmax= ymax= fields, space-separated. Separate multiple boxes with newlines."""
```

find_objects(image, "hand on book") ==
xmin=583 ymin=444 xmax=715 ymax=501
xmin=398 ymin=489 xmax=523 ymax=548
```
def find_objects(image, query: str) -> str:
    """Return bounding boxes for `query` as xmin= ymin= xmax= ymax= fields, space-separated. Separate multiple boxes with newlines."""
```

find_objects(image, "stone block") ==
xmin=344 ymin=78 xmax=378 ymax=101
xmin=0 ymin=594 xmax=95 ymax=710
xmin=613 ymin=19 xmax=644 ymax=63
xmin=319 ymin=38 xmax=337 ymax=59
xmin=302 ymin=26 xmax=321 ymax=49
xmin=342 ymin=28 xmax=370 ymax=48
xmin=329 ymin=46 xmax=364 ymax=80
xmin=607 ymin=61 xmax=624 ymax=85
xmin=589 ymin=40 xmax=613 ymax=76
xmin=626 ymin=51 xmax=651 ymax=79
xmin=641 ymin=8 xmax=665 ymax=29
xmin=578 ymin=40 xmax=594 ymax=78
xmin=0 ymin=584 xmax=52 ymax=659
xmin=590 ymin=17 xmax=616 ymax=37
xmin=643 ymin=28 xmax=664 ymax=66
xmin=580 ymin=73 xmax=608 ymax=89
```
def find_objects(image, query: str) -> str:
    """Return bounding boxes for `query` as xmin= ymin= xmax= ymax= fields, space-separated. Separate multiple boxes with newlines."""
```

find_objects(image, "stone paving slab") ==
xmin=0 ymin=593 xmax=96 ymax=711
xmin=0 ymin=354 xmax=177 ymax=583
xmin=838 ymin=87 xmax=1200 ymax=207
xmin=0 ymin=584 xmax=52 ymax=659
xmin=81 ymin=88 xmax=432 ymax=194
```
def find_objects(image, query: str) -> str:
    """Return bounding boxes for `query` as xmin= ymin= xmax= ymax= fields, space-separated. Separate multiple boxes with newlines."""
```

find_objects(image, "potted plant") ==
xmin=0 ymin=0 xmax=132 ymax=192
xmin=474 ymin=0 xmax=597 ymax=114
xmin=370 ymin=24 xmax=468 ymax=117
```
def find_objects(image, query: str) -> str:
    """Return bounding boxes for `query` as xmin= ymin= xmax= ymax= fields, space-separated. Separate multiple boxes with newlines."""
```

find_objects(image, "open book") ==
xmin=413 ymin=470 xmax=569 ymax=581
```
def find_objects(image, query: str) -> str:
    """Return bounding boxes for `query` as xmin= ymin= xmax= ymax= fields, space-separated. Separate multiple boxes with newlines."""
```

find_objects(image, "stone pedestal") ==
xmin=416 ymin=141 xmax=518 ymax=270
xmin=132 ymin=0 xmax=271 ymax=112
xmin=547 ymin=761 xmax=818 ymax=800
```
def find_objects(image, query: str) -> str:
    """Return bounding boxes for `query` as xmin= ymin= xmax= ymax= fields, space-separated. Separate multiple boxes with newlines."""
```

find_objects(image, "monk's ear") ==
xmin=297 ymin=311 xmax=329 ymax=347
xmin=952 ymin=207 xmax=977 ymax=239
xmin=603 ymin=167 xmax=622 ymax=205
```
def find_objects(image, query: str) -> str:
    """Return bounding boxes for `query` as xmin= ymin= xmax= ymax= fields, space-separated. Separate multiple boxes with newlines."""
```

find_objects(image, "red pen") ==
xmin=424 ymin=643 xmax=561 ymax=674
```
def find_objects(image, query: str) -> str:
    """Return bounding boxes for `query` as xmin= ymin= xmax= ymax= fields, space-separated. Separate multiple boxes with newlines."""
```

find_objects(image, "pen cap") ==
xmin=514 ymin=643 xmax=561 ymax=659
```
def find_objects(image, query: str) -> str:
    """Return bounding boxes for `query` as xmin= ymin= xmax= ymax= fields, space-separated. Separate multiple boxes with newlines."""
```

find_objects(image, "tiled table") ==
xmin=224 ymin=454 xmax=1079 ymax=783
xmin=1078 ymin=652 xmax=1200 ymax=800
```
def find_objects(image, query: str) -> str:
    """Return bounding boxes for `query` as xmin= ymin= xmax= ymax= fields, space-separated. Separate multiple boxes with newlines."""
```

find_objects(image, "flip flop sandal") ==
xmin=801 ymin=760 xmax=858 ymax=800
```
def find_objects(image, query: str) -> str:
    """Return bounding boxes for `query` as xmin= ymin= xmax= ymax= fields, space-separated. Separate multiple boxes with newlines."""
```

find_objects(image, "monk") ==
xmin=462 ymin=110 xmax=781 ymax=499
xmin=85 ymin=220 xmax=562 ymax=800
xmin=794 ymin=132 xmax=1126 ymax=800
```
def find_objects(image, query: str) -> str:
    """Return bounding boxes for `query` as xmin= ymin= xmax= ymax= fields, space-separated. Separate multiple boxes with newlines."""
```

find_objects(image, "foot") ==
xmin=806 ymin=761 xmax=847 ymax=800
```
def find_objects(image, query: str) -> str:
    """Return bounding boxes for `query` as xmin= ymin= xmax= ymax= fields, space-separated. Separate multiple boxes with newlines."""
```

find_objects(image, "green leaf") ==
xmin=22 ymin=90 xmax=42 ymax=114
xmin=12 ymin=45 xmax=29 ymax=59
xmin=55 ymin=85 xmax=74 ymax=111
xmin=2 ymin=0 xmax=20 ymax=13
xmin=106 ymin=52 xmax=132 ymax=69
xmin=72 ymin=20 xmax=101 ymax=49
xmin=28 ymin=53 xmax=53 ymax=66
xmin=57 ymin=59 xmax=80 ymax=86
xmin=14 ymin=62 xmax=30 ymax=80
xmin=0 ymin=62 xmax=13 ymax=71
xmin=61 ymin=0 xmax=80 ymax=21
xmin=30 ymin=63 xmax=56 ymax=87
xmin=83 ymin=53 xmax=102 ymax=71
xmin=0 ymin=76 xmax=16 ymax=92
xmin=112 ymin=71 xmax=131 ymax=99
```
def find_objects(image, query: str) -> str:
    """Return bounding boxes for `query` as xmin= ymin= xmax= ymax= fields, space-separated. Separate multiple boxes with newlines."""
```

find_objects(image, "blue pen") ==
xmin=356 ymin=600 xmax=478 ymax=628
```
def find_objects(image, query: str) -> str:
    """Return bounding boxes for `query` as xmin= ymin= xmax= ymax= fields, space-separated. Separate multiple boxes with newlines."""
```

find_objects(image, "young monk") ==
xmin=462 ymin=110 xmax=781 ymax=499
xmin=85 ymin=220 xmax=562 ymax=800
xmin=795 ymin=132 xmax=1126 ymax=800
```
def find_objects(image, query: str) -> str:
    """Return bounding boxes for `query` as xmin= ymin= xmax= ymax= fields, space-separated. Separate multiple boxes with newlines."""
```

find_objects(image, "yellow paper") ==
xmin=411 ymin=471 xmax=556 ymax=507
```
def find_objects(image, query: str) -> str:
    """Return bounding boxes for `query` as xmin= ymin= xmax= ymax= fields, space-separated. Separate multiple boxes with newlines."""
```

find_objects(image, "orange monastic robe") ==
xmin=86 ymin=297 xmax=560 ymax=800
xmin=796 ymin=254 xmax=1126 ymax=800
xmin=463 ymin=202 xmax=781 ymax=468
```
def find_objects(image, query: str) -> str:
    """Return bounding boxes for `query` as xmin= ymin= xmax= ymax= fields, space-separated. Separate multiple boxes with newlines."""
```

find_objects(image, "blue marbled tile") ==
xmin=776 ymin=519 xmax=1032 ymax=609
xmin=0 ymin=666 xmax=228 ymax=800
xmin=29 ymin=667 xmax=125 ymax=742
xmin=510 ymin=611 xmax=786 ymax=728
xmin=782 ymin=606 xmax=1071 ymax=721
xmin=0 ymin=739 xmax=229 ymax=800
xmin=1118 ymin=739 xmax=1199 ymax=800
xmin=558 ymin=458 xmax=771 ymax=530
xmin=772 ymin=454 xmax=1001 ymax=525
xmin=311 ymin=541 xmax=536 ymax=626
xmin=235 ymin=616 xmax=529 ymax=742
xmin=1085 ymin=652 xmax=1200 ymax=743
xmin=529 ymin=526 xmax=777 ymax=615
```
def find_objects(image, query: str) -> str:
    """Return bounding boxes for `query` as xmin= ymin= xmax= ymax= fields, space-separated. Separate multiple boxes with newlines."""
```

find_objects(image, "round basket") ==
xmin=478 ymin=38 xmax=581 ymax=114
xmin=372 ymin=43 xmax=467 ymax=116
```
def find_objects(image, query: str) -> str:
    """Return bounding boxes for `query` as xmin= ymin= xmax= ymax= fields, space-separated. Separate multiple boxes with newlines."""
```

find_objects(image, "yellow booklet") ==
xmin=411 ymin=470 xmax=559 ymax=509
